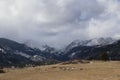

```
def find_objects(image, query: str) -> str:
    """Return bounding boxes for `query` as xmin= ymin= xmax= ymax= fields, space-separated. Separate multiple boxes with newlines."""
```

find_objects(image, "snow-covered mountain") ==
xmin=0 ymin=38 xmax=58 ymax=67
xmin=65 ymin=37 xmax=116 ymax=52
xmin=0 ymin=37 xmax=120 ymax=67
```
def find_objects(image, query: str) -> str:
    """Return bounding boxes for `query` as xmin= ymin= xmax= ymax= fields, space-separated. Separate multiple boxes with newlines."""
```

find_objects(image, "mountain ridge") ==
xmin=0 ymin=37 xmax=120 ymax=67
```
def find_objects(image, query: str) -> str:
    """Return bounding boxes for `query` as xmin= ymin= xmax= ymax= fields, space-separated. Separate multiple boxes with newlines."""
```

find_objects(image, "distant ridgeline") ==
xmin=0 ymin=38 xmax=120 ymax=67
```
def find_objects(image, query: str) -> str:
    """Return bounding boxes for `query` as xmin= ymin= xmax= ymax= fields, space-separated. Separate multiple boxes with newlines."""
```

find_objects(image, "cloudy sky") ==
xmin=0 ymin=0 xmax=120 ymax=48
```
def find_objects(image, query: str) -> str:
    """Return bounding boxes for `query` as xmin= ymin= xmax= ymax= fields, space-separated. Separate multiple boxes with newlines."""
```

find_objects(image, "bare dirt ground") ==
xmin=0 ymin=61 xmax=120 ymax=80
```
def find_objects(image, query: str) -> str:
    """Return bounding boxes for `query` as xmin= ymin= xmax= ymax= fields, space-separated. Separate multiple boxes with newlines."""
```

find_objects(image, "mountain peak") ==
xmin=65 ymin=37 xmax=116 ymax=51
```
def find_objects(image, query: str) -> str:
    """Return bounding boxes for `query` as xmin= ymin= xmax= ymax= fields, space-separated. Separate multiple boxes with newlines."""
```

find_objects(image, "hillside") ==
xmin=0 ymin=37 xmax=120 ymax=67
xmin=0 ymin=38 xmax=58 ymax=67
xmin=64 ymin=42 xmax=120 ymax=60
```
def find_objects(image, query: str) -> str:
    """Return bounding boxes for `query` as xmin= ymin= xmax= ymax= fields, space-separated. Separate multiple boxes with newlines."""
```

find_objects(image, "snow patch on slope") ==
xmin=65 ymin=37 xmax=116 ymax=52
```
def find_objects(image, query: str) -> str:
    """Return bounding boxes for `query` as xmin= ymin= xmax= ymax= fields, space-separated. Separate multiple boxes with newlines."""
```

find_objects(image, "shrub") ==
xmin=0 ymin=69 xmax=5 ymax=73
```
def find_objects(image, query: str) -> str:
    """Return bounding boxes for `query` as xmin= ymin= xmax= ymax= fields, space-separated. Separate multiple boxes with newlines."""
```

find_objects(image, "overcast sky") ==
xmin=0 ymin=0 xmax=120 ymax=48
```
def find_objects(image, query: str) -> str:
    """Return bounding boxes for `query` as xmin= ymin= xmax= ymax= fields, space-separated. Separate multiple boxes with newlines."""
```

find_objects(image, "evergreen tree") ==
xmin=100 ymin=53 xmax=109 ymax=61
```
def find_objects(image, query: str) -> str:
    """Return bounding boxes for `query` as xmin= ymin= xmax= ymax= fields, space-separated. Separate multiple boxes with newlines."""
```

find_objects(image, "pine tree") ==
xmin=100 ymin=53 xmax=109 ymax=61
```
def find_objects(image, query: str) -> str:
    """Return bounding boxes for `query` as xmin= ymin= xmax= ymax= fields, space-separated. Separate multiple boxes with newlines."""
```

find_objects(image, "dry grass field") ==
xmin=0 ymin=61 xmax=120 ymax=80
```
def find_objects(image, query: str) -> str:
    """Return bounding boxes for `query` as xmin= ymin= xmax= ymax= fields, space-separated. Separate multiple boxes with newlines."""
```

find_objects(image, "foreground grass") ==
xmin=0 ymin=61 xmax=120 ymax=80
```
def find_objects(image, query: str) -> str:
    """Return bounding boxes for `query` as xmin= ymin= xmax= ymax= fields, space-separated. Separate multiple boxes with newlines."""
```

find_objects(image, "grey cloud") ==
xmin=0 ymin=0 xmax=120 ymax=48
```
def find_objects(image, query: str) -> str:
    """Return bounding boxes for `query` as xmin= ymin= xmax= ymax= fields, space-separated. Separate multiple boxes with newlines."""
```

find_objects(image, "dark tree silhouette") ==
xmin=100 ymin=53 xmax=109 ymax=61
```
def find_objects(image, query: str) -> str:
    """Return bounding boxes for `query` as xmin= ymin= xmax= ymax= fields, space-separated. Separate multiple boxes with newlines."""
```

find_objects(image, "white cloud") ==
xmin=0 ymin=0 xmax=120 ymax=48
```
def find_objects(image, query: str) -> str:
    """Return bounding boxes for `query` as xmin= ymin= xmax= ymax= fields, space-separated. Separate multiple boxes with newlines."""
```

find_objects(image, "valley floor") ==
xmin=0 ymin=61 xmax=120 ymax=80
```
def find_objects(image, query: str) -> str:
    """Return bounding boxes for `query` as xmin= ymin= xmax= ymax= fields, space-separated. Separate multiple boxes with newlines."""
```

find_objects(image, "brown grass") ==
xmin=0 ymin=61 xmax=120 ymax=80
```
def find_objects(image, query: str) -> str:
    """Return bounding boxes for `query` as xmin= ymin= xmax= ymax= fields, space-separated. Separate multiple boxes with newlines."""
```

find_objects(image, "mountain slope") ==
xmin=0 ymin=37 xmax=120 ymax=67
xmin=65 ymin=38 xmax=115 ymax=52
xmin=0 ymin=38 xmax=58 ymax=67
xmin=63 ymin=38 xmax=120 ymax=60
